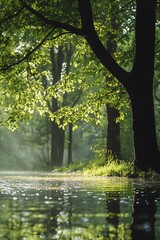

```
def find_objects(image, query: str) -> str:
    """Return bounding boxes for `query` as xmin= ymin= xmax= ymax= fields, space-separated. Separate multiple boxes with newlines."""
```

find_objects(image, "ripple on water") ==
xmin=0 ymin=172 xmax=160 ymax=239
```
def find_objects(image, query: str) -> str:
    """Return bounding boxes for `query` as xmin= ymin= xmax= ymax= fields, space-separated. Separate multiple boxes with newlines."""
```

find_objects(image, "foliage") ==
xmin=83 ymin=157 xmax=134 ymax=177
xmin=56 ymin=155 xmax=160 ymax=179
xmin=56 ymin=154 xmax=134 ymax=177
xmin=0 ymin=0 xmax=131 ymax=130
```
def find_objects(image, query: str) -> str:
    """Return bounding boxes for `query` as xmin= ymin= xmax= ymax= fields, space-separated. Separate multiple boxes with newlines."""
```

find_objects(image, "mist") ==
xmin=0 ymin=126 xmax=41 ymax=171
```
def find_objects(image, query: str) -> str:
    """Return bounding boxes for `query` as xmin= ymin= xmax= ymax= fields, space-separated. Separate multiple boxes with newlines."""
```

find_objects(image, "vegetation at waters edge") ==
xmin=54 ymin=155 xmax=160 ymax=179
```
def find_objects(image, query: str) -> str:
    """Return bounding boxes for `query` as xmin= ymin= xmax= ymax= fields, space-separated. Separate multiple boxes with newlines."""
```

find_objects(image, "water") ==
xmin=0 ymin=172 xmax=160 ymax=240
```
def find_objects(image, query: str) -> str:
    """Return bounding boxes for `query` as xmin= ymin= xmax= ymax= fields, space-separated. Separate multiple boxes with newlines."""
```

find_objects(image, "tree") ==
xmin=78 ymin=0 xmax=160 ymax=172
xmin=105 ymin=1 xmax=122 ymax=160
xmin=0 ymin=0 xmax=160 ymax=172
xmin=50 ymin=45 xmax=65 ymax=167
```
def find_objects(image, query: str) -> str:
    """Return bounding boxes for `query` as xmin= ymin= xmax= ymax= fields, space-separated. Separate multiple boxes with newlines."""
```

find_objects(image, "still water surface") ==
xmin=0 ymin=172 xmax=160 ymax=240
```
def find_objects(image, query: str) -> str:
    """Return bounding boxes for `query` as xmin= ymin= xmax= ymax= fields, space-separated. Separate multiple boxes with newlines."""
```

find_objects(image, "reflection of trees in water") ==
xmin=55 ymin=187 xmax=73 ymax=239
xmin=105 ymin=187 xmax=158 ymax=240
xmin=106 ymin=191 xmax=132 ymax=239
xmin=56 ymin=186 xmax=158 ymax=240
xmin=55 ymin=188 xmax=109 ymax=239
xmin=0 ymin=189 xmax=62 ymax=239
xmin=1 ymin=175 xmax=160 ymax=240
xmin=131 ymin=187 xmax=157 ymax=240
xmin=106 ymin=191 xmax=120 ymax=237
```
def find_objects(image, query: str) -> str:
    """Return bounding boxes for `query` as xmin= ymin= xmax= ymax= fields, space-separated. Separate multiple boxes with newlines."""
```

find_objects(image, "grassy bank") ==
xmin=55 ymin=156 xmax=159 ymax=179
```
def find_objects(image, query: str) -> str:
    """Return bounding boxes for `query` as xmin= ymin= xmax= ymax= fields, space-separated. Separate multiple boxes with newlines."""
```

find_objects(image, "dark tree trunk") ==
xmin=65 ymin=43 xmax=74 ymax=165
xmin=78 ymin=0 xmax=160 ymax=172
xmin=50 ymin=46 xmax=65 ymax=167
xmin=51 ymin=121 xmax=59 ymax=167
xmin=68 ymin=123 xmax=73 ymax=165
xmin=105 ymin=2 xmax=121 ymax=160
xmin=127 ymin=80 xmax=160 ymax=171
xmin=57 ymin=123 xmax=65 ymax=166
xmin=107 ymin=106 xmax=121 ymax=159
xmin=126 ymin=0 xmax=160 ymax=172
xmin=50 ymin=114 xmax=65 ymax=168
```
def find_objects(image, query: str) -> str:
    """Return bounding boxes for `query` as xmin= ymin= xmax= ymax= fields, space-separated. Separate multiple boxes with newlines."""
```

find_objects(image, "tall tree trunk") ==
xmin=106 ymin=2 xmax=121 ymax=160
xmin=50 ymin=116 xmax=64 ymax=167
xmin=107 ymin=106 xmax=121 ymax=159
xmin=65 ymin=42 xmax=74 ymax=165
xmin=57 ymin=123 xmax=65 ymax=166
xmin=78 ymin=0 xmax=160 ymax=172
xmin=126 ymin=0 xmax=160 ymax=171
xmin=51 ymin=120 xmax=59 ymax=167
xmin=127 ymin=81 xmax=160 ymax=171
xmin=68 ymin=123 xmax=73 ymax=165
xmin=50 ymin=46 xmax=65 ymax=167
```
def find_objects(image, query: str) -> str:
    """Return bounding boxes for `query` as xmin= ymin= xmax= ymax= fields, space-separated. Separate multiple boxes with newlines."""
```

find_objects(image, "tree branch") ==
xmin=0 ymin=7 xmax=24 ymax=26
xmin=77 ymin=0 xmax=129 ymax=87
xmin=0 ymin=28 xmax=55 ymax=71
xmin=71 ymin=90 xmax=82 ymax=108
xmin=19 ymin=0 xmax=83 ymax=36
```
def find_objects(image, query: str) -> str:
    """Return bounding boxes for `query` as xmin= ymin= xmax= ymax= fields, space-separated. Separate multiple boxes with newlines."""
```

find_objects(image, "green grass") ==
xmin=83 ymin=161 xmax=133 ymax=177
xmin=55 ymin=155 xmax=160 ymax=179
xmin=55 ymin=155 xmax=134 ymax=177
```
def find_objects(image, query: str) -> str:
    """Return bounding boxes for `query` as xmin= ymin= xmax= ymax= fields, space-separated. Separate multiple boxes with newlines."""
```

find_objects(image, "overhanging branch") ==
xmin=77 ymin=0 xmax=129 ymax=87
xmin=19 ymin=0 xmax=84 ymax=36
xmin=0 ymin=7 xmax=24 ymax=26
xmin=0 ymin=28 xmax=54 ymax=71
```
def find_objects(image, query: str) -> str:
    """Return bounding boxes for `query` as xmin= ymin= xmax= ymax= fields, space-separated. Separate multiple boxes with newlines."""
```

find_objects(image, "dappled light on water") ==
xmin=0 ymin=172 xmax=160 ymax=239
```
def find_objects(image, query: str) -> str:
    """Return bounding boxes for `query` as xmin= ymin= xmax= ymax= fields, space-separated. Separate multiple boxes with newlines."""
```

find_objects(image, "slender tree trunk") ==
xmin=65 ymin=42 xmax=74 ymax=165
xmin=50 ymin=46 xmax=65 ymax=167
xmin=51 ymin=118 xmax=59 ymax=167
xmin=50 ymin=116 xmax=65 ymax=167
xmin=57 ymin=123 xmax=65 ymax=166
xmin=106 ymin=2 xmax=121 ymax=160
xmin=68 ymin=123 xmax=73 ymax=165
xmin=107 ymin=106 xmax=121 ymax=159
xmin=41 ymin=75 xmax=51 ymax=167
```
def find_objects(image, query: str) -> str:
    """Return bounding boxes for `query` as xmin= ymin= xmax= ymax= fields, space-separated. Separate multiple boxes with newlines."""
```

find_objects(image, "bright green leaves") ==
xmin=0 ymin=62 xmax=48 ymax=130
xmin=0 ymin=0 xmax=131 ymax=131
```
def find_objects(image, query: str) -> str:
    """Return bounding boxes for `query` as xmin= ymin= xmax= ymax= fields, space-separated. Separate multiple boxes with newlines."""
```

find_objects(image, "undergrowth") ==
xmin=54 ymin=155 xmax=160 ymax=179
xmin=55 ymin=155 xmax=134 ymax=177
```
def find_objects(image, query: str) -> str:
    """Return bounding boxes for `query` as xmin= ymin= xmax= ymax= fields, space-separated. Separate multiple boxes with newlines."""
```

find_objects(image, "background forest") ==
xmin=0 ymin=0 xmax=160 ymax=171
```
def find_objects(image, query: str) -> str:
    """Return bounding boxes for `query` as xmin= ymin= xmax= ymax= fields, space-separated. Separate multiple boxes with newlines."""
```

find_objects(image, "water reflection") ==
xmin=0 ymin=172 xmax=160 ymax=239
xmin=131 ymin=187 xmax=157 ymax=240
xmin=105 ymin=191 xmax=133 ymax=240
